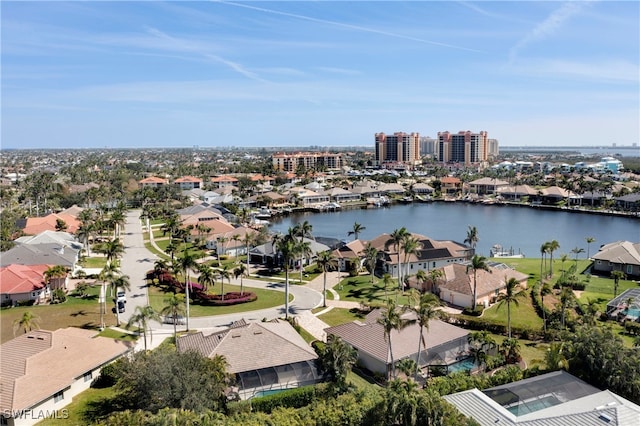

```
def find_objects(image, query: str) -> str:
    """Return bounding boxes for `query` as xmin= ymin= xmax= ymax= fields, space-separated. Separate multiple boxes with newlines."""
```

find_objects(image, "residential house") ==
xmin=174 ymin=176 xmax=203 ymax=190
xmin=496 ymin=184 xmax=538 ymax=201
xmin=615 ymin=193 xmax=640 ymax=210
xmin=249 ymin=238 xmax=330 ymax=268
xmin=325 ymin=309 xmax=470 ymax=379
xmin=331 ymin=239 xmax=367 ymax=272
xmin=440 ymin=176 xmax=462 ymax=195
xmin=14 ymin=231 xmax=82 ymax=251
xmin=138 ymin=176 xmax=168 ymax=188
xmin=0 ymin=264 xmax=49 ymax=306
xmin=287 ymin=187 xmax=329 ymax=206
xmin=468 ymin=177 xmax=509 ymax=195
xmin=411 ymin=182 xmax=434 ymax=195
xmin=210 ymin=175 xmax=239 ymax=189
xmin=435 ymin=262 xmax=529 ymax=309
xmin=0 ymin=328 xmax=133 ymax=426
xmin=177 ymin=320 xmax=322 ymax=400
xmin=443 ymin=370 xmax=640 ymax=426
xmin=541 ymin=186 xmax=577 ymax=204
xmin=0 ymin=244 xmax=80 ymax=273
xmin=591 ymin=240 xmax=640 ymax=278
xmin=22 ymin=214 xmax=80 ymax=235
xmin=378 ymin=183 xmax=406 ymax=196
xmin=323 ymin=187 xmax=360 ymax=203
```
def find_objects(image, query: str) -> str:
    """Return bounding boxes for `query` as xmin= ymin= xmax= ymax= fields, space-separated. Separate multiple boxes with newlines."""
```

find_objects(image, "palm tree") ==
xmin=197 ymin=263 xmax=217 ymax=292
xmin=545 ymin=342 xmax=569 ymax=371
xmin=348 ymin=222 xmax=366 ymax=241
xmin=412 ymin=293 xmax=441 ymax=380
xmin=13 ymin=311 xmax=40 ymax=336
xmin=467 ymin=255 xmax=490 ymax=310
xmin=362 ymin=242 xmax=379 ymax=284
xmin=559 ymin=253 xmax=570 ymax=279
xmin=496 ymin=277 xmax=525 ymax=338
xmin=381 ymin=273 xmax=394 ymax=300
xmin=110 ymin=209 xmax=126 ymax=238
xmin=100 ymin=238 xmax=125 ymax=266
xmin=571 ymin=246 xmax=585 ymax=263
xmin=127 ymin=305 xmax=160 ymax=351
xmin=540 ymin=281 xmax=552 ymax=333
xmin=540 ymin=241 xmax=550 ymax=283
xmin=500 ymin=337 xmax=522 ymax=364
xmin=611 ymin=270 xmax=626 ymax=297
xmin=318 ymin=335 xmax=358 ymax=391
xmin=386 ymin=227 xmax=409 ymax=289
xmin=277 ymin=230 xmax=297 ymax=319
xmin=400 ymin=235 xmax=421 ymax=293
xmin=377 ymin=299 xmax=413 ymax=379
xmin=547 ymin=240 xmax=560 ymax=277
xmin=585 ymin=236 xmax=596 ymax=259
xmin=234 ymin=263 xmax=248 ymax=295
xmin=161 ymin=294 xmax=186 ymax=341
xmin=44 ymin=265 xmax=70 ymax=296
xmin=243 ymin=231 xmax=254 ymax=277
xmin=177 ymin=250 xmax=198 ymax=331
xmin=415 ymin=269 xmax=428 ymax=292
xmin=464 ymin=225 xmax=479 ymax=251
xmin=217 ymin=265 xmax=232 ymax=301
xmin=559 ymin=286 xmax=575 ymax=329
xmin=316 ymin=250 xmax=338 ymax=308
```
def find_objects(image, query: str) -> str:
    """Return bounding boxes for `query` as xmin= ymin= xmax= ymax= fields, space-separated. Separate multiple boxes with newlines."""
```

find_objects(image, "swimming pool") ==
xmin=252 ymin=388 xmax=292 ymax=398
xmin=506 ymin=395 xmax=561 ymax=416
xmin=448 ymin=358 xmax=477 ymax=373
xmin=623 ymin=308 xmax=640 ymax=320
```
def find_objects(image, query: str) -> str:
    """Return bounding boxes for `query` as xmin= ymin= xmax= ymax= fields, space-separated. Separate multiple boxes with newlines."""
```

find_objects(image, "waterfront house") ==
xmin=0 ymin=328 xmax=133 ymax=426
xmin=434 ymin=262 xmax=529 ymax=309
xmin=440 ymin=176 xmax=462 ymax=195
xmin=325 ymin=309 xmax=470 ymax=379
xmin=443 ymin=370 xmax=640 ymax=426
xmin=468 ymin=177 xmax=509 ymax=195
xmin=591 ymin=240 xmax=640 ymax=278
xmin=249 ymin=238 xmax=330 ymax=268
xmin=378 ymin=182 xmax=406 ymax=196
xmin=323 ymin=187 xmax=361 ymax=203
xmin=615 ymin=193 xmax=640 ymax=211
xmin=287 ymin=187 xmax=330 ymax=206
xmin=177 ymin=320 xmax=322 ymax=400
xmin=331 ymin=239 xmax=366 ymax=272
xmin=496 ymin=184 xmax=539 ymax=201
xmin=411 ymin=182 xmax=434 ymax=195
xmin=540 ymin=186 xmax=578 ymax=204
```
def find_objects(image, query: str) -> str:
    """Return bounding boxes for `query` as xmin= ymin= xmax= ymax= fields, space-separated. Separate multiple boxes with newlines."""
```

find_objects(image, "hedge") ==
xmin=250 ymin=385 xmax=319 ymax=414
xmin=197 ymin=292 xmax=257 ymax=306
xmin=447 ymin=315 xmax=544 ymax=341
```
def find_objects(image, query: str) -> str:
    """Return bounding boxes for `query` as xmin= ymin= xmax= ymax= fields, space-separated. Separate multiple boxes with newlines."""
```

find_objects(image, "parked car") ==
xmin=116 ymin=290 xmax=126 ymax=303
xmin=117 ymin=300 xmax=125 ymax=313
xmin=163 ymin=314 xmax=185 ymax=325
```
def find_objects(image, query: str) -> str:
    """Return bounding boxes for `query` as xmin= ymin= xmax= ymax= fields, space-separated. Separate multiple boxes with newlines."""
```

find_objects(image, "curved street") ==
xmin=117 ymin=210 xmax=325 ymax=350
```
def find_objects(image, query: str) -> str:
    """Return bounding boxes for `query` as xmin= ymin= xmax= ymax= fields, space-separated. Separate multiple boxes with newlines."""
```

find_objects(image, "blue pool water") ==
xmin=623 ymin=308 xmax=640 ymax=320
xmin=506 ymin=395 xmax=561 ymax=416
xmin=448 ymin=358 xmax=477 ymax=373
xmin=253 ymin=389 xmax=291 ymax=398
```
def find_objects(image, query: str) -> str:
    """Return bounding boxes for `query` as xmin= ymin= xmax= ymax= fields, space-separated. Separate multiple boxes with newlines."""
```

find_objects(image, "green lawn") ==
xmin=318 ymin=307 xmax=367 ymax=327
xmin=36 ymin=386 xmax=118 ymax=426
xmin=98 ymin=327 xmax=138 ymax=342
xmin=0 ymin=285 xmax=127 ymax=344
xmin=334 ymin=274 xmax=413 ymax=307
xmin=147 ymin=282 xmax=292 ymax=317
xmin=479 ymin=288 xmax=544 ymax=329
xmin=80 ymin=257 xmax=107 ymax=269
xmin=578 ymin=275 xmax=638 ymax=311
xmin=491 ymin=334 xmax=548 ymax=369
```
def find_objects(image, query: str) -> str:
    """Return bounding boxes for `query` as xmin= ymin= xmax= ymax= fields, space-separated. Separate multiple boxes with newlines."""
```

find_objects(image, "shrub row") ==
xmin=249 ymin=384 xmax=320 ymax=414
xmin=625 ymin=321 xmax=640 ymax=335
xmin=197 ymin=292 xmax=257 ymax=306
xmin=448 ymin=315 xmax=544 ymax=341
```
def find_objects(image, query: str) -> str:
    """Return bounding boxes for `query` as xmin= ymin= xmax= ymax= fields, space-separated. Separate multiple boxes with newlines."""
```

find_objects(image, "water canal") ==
xmin=268 ymin=203 xmax=639 ymax=259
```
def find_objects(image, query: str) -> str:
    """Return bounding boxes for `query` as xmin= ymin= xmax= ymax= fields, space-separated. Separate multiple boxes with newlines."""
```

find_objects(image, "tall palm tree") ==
xmin=161 ymin=294 xmax=186 ymax=342
xmin=13 ymin=311 xmax=40 ymax=336
xmin=540 ymin=242 xmax=550 ymax=284
xmin=76 ymin=222 xmax=94 ymax=257
xmin=217 ymin=265 xmax=231 ymax=301
xmin=377 ymin=299 xmax=413 ymax=380
xmin=387 ymin=227 xmax=409 ymax=289
xmin=234 ymin=263 xmax=248 ymax=295
xmin=363 ymin=242 xmax=379 ymax=284
xmin=585 ymin=236 xmax=596 ymax=259
xmin=412 ymin=293 xmax=441 ymax=381
xmin=467 ymin=255 xmax=490 ymax=310
xmin=464 ymin=225 xmax=479 ymax=251
xmin=496 ymin=277 xmax=525 ymax=338
xmin=381 ymin=273 xmax=394 ymax=300
xmin=348 ymin=222 xmax=366 ymax=241
xmin=197 ymin=263 xmax=217 ymax=292
xmin=571 ymin=246 xmax=585 ymax=262
xmin=400 ymin=235 xmax=421 ymax=292
xmin=100 ymin=238 xmax=125 ymax=266
xmin=559 ymin=253 xmax=570 ymax=279
xmin=127 ymin=305 xmax=160 ymax=351
xmin=415 ymin=269 xmax=428 ymax=292
xmin=428 ymin=268 xmax=444 ymax=294
xmin=547 ymin=240 xmax=560 ymax=277
xmin=611 ymin=270 xmax=626 ymax=297
xmin=110 ymin=209 xmax=126 ymax=238
xmin=177 ymin=250 xmax=198 ymax=331
xmin=318 ymin=335 xmax=358 ymax=391
xmin=277 ymin=231 xmax=297 ymax=319
xmin=316 ymin=250 xmax=338 ymax=308
xmin=540 ymin=281 xmax=552 ymax=333
xmin=559 ymin=286 xmax=575 ymax=329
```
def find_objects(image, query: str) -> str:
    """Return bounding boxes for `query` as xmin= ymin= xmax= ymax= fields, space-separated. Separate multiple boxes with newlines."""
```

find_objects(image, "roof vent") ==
xmin=253 ymin=331 xmax=263 ymax=335
xmin=598 ymin=414 xmax=612 ymax=423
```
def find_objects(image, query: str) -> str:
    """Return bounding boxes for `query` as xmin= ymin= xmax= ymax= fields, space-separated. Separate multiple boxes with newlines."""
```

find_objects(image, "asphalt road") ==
xmin=117 ymin=210 xmax=323 ymax=345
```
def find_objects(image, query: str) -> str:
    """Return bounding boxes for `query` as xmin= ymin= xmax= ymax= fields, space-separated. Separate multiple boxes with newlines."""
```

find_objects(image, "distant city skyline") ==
xmin=2 ymin=1 xmax=638 ymax=150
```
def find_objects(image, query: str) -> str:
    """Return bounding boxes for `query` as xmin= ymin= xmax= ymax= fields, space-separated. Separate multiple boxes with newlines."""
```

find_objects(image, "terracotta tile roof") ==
xmin=325 ymin=309 xmax=469 ymax=364
xmin=139 ymin=176 xmax=168 ymax=184
xmin=23 ymin=214 xmax=80 ymax=235
xmin=0 ymin=328 xmax=132 ymax=412
xmin=441 ymin=177 xmax=461 ymax=184
xmin=210 ymin=175 xmax=238 ymax=183
xmin=174 ymin=176 xmax=203 ymax=183
xmin=177 ymin=320 xmax=317 ymax=374
xmin=0 ymin=264 xmax=49 ymax=295
xmin=332 ymin=240 xmax=366 ymax=259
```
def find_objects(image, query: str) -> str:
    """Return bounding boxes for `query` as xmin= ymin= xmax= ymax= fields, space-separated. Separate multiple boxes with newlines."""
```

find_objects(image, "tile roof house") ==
xmin=174 ymin=175 xmax=203 ymax=190
xmin=0 ymin=264 xmax=49 ymax=306
xmin=177 ymin=320 xmax=322 ymax=400
xmin=443 ymin=370 xmax=640 ymax=426
xmin=440 ymin=176 xmax=462 ymax=195
xmin=591 ymin=240 xmax=640 ymax=278
xmin=469 ymin=177 xmax=509 ymax=195
xmin=435 ymin=262 xmax=529 ymax=309
xmin=331 ymin=239 xmax=367 ymax=272
xmin=0 ymin=328 xmax=132 ymax=426
xmin=138 ymin=176 xmax=168 ymax=188
xmin=22 ymin=214 xmax=80 ymax=235
xmin=14 ymin=231 xmax=82 ymax=251
xmin=210 ymin=175 xmax=239 ymax=189
xmin=325 ymin=309 xmax=470 ymax=379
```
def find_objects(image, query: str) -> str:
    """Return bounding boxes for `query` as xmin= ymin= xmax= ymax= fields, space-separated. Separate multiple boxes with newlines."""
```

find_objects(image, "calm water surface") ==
xmin=268 ymin=203 xmax=639 ymax=258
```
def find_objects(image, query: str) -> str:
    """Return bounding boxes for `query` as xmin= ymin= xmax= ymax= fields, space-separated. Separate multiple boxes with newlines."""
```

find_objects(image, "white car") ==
xmin=116 ymin=290 xmax=126 ymax=303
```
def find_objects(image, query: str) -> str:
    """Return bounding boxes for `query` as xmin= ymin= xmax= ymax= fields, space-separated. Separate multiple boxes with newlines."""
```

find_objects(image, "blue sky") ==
xmin=2 ymin=1 xmax=638 ymax=150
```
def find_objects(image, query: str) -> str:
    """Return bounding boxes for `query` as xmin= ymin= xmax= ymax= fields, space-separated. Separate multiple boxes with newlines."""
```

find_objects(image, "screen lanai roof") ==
xmin=607 ymin=288 xmax=640 ymax=309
